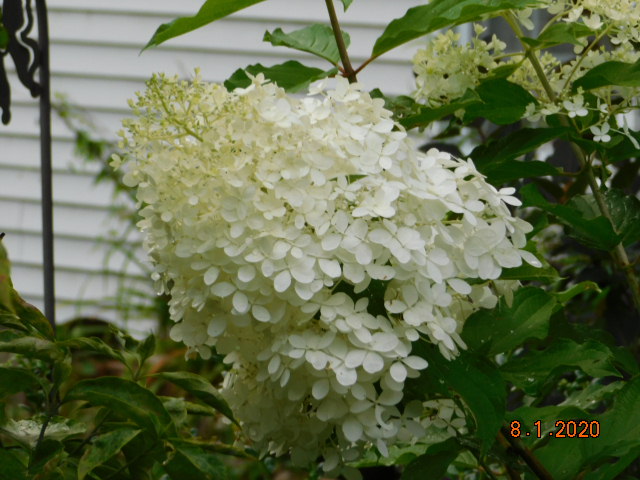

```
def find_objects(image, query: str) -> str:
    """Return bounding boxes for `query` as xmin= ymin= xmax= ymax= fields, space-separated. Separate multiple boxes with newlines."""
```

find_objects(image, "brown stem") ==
xmin=324 ymin=0 xmax=357 ymax=83
xmin=499 ymin=428 xmax=554 ymax=480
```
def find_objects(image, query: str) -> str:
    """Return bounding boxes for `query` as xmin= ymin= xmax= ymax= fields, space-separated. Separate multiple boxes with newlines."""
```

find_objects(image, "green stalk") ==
xmin=505 ymin=12 xmax=640 ymax=314
xmin=325 ymin=0 xmax=357 ymax=83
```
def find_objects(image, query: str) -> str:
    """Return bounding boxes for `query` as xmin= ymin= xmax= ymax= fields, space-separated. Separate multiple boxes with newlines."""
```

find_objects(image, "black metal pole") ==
xmin=35 ymin=0 xmax=55 ymax=331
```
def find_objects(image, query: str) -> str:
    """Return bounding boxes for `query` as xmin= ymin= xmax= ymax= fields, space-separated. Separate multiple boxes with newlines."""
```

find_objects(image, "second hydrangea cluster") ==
xmin=114 ymin=73 xmax=538 ymax=476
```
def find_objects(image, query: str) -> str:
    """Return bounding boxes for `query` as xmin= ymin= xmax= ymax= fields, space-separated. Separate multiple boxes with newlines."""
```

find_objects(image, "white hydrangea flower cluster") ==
xmin=412 ymin=25 xmax=506 ymax=107
xmin=547 ymin=0 xmax=640 ymax=44
xmin=114 ymin=72 xmax=538 ymax=475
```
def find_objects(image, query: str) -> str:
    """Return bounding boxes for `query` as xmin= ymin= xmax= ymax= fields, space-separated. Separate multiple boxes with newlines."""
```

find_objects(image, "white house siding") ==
xmin=0 ymin=0 xmax=422 ymax=331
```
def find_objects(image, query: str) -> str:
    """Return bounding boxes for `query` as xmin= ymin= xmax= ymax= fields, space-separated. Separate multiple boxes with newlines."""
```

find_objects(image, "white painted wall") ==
xmin=0 ymin=0 xmax=422 ymax=331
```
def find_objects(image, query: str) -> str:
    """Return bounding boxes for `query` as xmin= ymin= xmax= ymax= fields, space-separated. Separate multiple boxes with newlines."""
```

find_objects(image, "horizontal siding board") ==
xmin=1 ymin=198 xmax=128 ymax=238
xmin=0 ymin=165 xmax=117 ymax=207
xmin=49 ymin=0 xmax=422 ymax=27
xmin=9 ymin=263 xmax=155 ymax=324
xmin=0 ymin=135 xmax=105 ymax=173
xmin=6 ymin=231 xmax=148 ymax=276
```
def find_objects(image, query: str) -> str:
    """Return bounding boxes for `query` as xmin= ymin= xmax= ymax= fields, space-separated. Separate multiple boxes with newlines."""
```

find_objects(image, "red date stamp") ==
xmin=509 ymin=420 xmax=600 ymax=438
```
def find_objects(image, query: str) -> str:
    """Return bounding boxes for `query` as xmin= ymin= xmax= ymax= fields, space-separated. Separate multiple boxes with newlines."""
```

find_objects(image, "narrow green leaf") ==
xmin=0 ymin=240 xmax=13 ymax=312
xmin=407 ymin=343 xmax=506 ymax=454
xmin=136 ymin=334 xmax=156 ymax=363
xmin=523 ymin=22 xmax=593 ymax=48
xmin=573 ymin=58 xmax=640 ymax=91
xmin=372 ymin=0 xmax=539 ymax=58
xmin=78 ymin=428 xmax=141 ymax=480
xmin=463 ymin=78 xmax=537 ymax=125
xmin=462 ymin=287 xmax=556 ymax=355
xmin=58 ymin=337 xmax=126 ymax=363
xmin=10 ymin=289 xmax=53 ymax=339
xmin=0 ymin=448 xmax=26 ymax=480
xmin=154 ymin=371 xmax=237 ymax=425
xmin=64 ymin=377 xmax=175 ymax=437
xmin=263 ymin=25 xmax=350 ymax=65
xmin=0 ymin=335 xmax=62 ymax=361
xmin=144 ymin=0 xmax=266 ymax=50
xmin=0 ymin=367 xmax=41 ymax=398
xmin=0 ymin=241 xmax=53 ymax=339
xmin=401 ymin=438 xmax=460 ymax=480
xmin=224 ymin=61 xmax=338 ymax=93
xmin=521 ymin=183 xmax=621 ymax=250
xmin=555 ymin=281 xmax=601 ymax=304
xmin=501 ymin=338 xmax=621 ymax=395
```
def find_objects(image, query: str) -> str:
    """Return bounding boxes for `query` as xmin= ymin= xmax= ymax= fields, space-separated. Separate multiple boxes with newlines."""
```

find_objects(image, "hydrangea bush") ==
xmin=111 ymin=0 xmax=640 ymax=478
xmin=113 ymin=73 xmax=539 ymax=475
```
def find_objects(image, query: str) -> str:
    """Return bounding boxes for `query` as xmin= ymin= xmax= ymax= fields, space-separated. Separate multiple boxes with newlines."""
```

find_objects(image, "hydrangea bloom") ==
xmin=114 ymin=72 xmax=538 ymax=475
xmin=412 ymin=25 xmax=506 ymax=107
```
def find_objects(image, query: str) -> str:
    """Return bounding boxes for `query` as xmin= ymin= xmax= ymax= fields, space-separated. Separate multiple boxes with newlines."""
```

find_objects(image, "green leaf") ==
xmin=0 ymin=26 xmax=9 ymax=50
xmin=0 ymin=448 xmax=26 ymax=480
xmin=263 ymin=25 xmax=350 ymax=65
xmin=370 ymin=89 xmax=423 ymax=124
xmin=408 ymin=343 xmax=506 ymax=454
xmin=469 ymin=127 xmax=568 ymax=172
xmin=521 ymin=183 xmax=621 ymax=251
xmin=64 ymin=377 xmax=175 ymax=438
xmin=583 ymin=445 xmax=640 ymax=480
xmin=144 ymin=0 xmax=267 ymax=50
xmin=0 ymin=241 xmax=53 ymax=339
xmin=9 ymin=289 xmax=53 ymax=340
xmin=372 ymin=0 xmax=539 ymax=58
xmin=559 ymin=380 xmax=623 ymax=411
xmin=555 ymin=281 xmax=601 ymax=304
xmin=0 ymin=367 xmax=41 ymax=398
xmin=573 ymin=58 xmax=640 ymax=91
xmin=501 ymin=338 xmax=622 ymax=395
xmin=605 ymin=188 xmax=640 ymax=246
xmin=136 ymin=334 xmax=156 ymax=364
xmin=0 ymin=335 xmax=63 ymax=361
xmin=400 ymin=92 xmax=479 ymax=129
xmin=535 ymin=376 xmax=640 ymax=479
xmin=463 ymin=78 xmax=537 ymax=125
xmin=340 ymin=0 xmax=354 ymax=11
xmin=483 ymin=159 xmax=562 ymax=184
xmin=78 ymin=428 xmax=141 ymax=480
xmin=58 ymin=337 xmax=126 ymax=363
xmin=500 ymin=260 xmax=560 ymax=283
xmin=401 ymin=438 xmax=461 ymax=480
xmin=462 ymin=287 xmax=556 ymax=356
xmin=522 ymin=22 xmax=593 ymax=48
xmin=154 ymin=371 xmax=237 ymax=425
xmin=164 ymin=441 xmax=228 ymax=480
xmin=224 ymin=61 xmax=338 ymax=93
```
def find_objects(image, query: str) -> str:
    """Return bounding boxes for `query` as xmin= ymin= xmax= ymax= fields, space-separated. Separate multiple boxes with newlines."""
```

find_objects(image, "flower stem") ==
xmin=504 ymin=11 xmax=640 ymax=315
xmin=324 ymin=0 xmax=357 ymax=83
